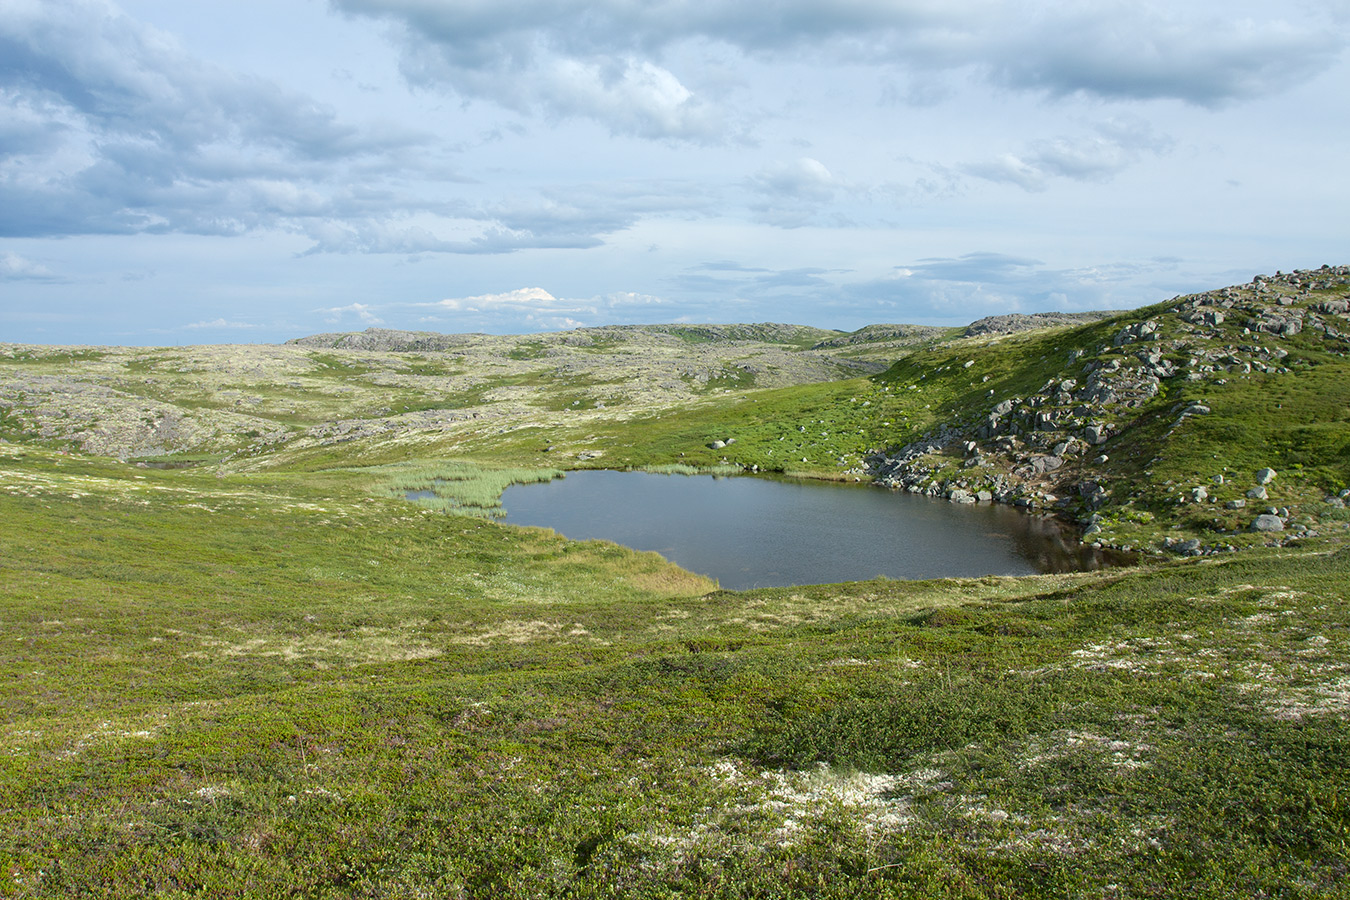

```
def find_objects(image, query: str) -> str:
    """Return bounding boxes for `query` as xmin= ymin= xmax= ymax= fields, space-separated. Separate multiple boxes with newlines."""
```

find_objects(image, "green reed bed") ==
xmin=633 ymin=463 xmax=745 ymax=476
xmin=370 ymin=459 xmax=564 ymax=517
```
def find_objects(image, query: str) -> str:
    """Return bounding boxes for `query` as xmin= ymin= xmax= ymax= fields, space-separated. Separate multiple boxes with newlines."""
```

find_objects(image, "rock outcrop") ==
xmin=965 ymin=311 xmax=1121 ymax=338
xmin=869 ymin=265 xmax=1350 ymax=551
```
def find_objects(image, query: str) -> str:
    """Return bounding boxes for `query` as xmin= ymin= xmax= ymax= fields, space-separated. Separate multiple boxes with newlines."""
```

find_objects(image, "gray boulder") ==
xmin=1083 ymin=424 xmax=1110 ymax=445
xmin=1316 ymin=299 xmax=1350 ymax=314
xmin=1251 ymin=514 xmax=1285 ymax=532
xmin=1256 ymin=468 xmax=1277 ymax=484
xmin=1031 ymin=455 xmax=1063 ymax=474
xmin=1247 ymin=486 xmax=1269 ymax=500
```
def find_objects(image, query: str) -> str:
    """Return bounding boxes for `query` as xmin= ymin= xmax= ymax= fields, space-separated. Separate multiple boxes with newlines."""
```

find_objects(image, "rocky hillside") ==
xmin=864 ymin=265 xmax=1350 ymax=555
xmin=807 ymin=323 xmax=955 ymax=353
xmin=963 ymin=310 xmax=1120 ymax=337
xmin=285 ymin=328 xmax=482 ymax=352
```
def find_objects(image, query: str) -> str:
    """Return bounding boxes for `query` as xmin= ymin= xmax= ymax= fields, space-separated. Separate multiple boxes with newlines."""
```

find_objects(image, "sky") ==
xmin=1 ymin=0 xmax=1348 ymax=346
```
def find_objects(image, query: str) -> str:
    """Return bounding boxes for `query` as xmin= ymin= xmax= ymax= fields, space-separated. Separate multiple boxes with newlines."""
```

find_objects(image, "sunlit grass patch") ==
xmin=617 ymin=562 xmax=718 ymax=596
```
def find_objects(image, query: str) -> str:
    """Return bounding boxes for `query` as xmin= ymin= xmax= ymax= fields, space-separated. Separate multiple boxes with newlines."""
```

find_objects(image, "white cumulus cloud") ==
xmin=184 ymin=318 xmax=259 ymax=330
xmin=436 ymin=287 xmax=564 ymax=312
xmin=320 ymin=302 xmax=383 ymax=324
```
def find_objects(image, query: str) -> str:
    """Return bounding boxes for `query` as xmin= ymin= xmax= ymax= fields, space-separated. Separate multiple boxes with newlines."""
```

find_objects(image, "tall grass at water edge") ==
xmin=371 ymin=460 xmax=564 ymax=516
xmin=632 ymin=463 xmax=745 ymax=477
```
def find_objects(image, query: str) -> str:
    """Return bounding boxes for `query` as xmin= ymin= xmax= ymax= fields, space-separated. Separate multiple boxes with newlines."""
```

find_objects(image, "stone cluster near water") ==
xmin=869 ymin=265 xmax=1350 ymax=554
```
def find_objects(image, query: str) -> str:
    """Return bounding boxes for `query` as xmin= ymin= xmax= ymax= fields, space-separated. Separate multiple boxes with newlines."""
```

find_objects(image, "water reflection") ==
xmin=500 ymin=470 xmax=1131 ymax=590
xmin=1000 ymin=511 xmax=1131 ymax=574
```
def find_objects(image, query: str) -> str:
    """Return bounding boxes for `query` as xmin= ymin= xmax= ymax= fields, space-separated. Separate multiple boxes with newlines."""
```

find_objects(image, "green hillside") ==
xmin=3 ymin=267 xmax=1350 ymax=897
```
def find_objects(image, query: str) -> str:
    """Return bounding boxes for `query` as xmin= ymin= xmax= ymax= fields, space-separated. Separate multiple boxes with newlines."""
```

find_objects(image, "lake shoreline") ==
xmin=500 ymin=468 xmax=1133 ymax=589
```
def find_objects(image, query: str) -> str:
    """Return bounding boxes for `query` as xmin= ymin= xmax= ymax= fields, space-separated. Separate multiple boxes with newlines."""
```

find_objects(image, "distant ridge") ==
xmin=286 ymin=323 xmax=843 ymax=351
xmin=285 ymin=314 xmax=1121 ymax=352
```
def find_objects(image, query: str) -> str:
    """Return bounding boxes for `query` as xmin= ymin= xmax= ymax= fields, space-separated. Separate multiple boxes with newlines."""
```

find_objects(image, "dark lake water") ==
xmin=499 ymin=470 xmax=1123 ymax=590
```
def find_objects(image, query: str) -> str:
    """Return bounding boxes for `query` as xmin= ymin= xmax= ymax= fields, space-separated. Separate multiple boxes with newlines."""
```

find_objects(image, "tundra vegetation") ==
xmin=2 ymin=271 xmax=1350 ymax=897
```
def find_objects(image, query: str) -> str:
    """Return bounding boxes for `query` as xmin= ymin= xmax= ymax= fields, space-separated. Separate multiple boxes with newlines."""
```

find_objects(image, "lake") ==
xmin=500 ymin=470 xmax=1124 ymax=589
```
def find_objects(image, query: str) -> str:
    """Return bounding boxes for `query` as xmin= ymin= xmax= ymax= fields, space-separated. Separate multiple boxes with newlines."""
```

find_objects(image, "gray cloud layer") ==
xmin=0 ymin=0 xmax=429 ymax=240
xmin=964 ymin=118 xmax=1175 ymax=191
xmin=0 ymin=0 xmax=1344 ymax=282
xmin=334 ymin=0 xmax=1345 ymax=139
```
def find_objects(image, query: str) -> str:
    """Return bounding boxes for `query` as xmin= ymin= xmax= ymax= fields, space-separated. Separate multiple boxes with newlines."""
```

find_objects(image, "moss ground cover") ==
xmin=3 ymin=443 xmax=1350 ymax=897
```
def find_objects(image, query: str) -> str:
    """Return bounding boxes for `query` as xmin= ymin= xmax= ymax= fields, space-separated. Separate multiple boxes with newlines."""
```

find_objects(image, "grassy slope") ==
xmin=4 ymin=272 xmax=1350 ymax=896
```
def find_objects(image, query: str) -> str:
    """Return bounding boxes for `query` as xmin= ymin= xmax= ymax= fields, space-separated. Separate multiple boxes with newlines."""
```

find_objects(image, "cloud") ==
xmin=745 ymin=157 xmax=843 ymax=227
xmin=902 ymin=252 xmax=1047 ymax=284
xmin=662 ymin=252 xmax=1188 ymax=326
xmin=964 ymin=119 xmax=1174 ymax=190
xmin=0 ymin=3 xmax=725 ymax=255
xmin=741 ymin=157 xmax=906 ymax=228
xmin=668 ymin=261 xmax=842 ymax=300
xmin=5 ymin=2 xmax=731 ymax=253
xmin=334 ymin=0 xmax=732 ymax=141
xmin=836 ymin=252 xmax=1179 ymax=320
xmin=432 ymin=286 xmax=671 ymax=314
xmin=298 ymin=178 xmax=720 ymax=256
xmin=418 ymin=287 xmax=677 ymax=330
xmin=320 ymin=302 xmax=383 ymax=324
xmin=0 ymin=0 xmax=429 ymax=240
xmin=436 ymin=287 xmax=563 ymax=312
xmin=427 ymin=287 xmax=602 ymax=332
xmin=184 ymin=318 xmax=259 ymax=330
xmin=0 ymin=251 xmax=56 ymax=280
xmin=334 ymin=0 xmax=1345 ymax=142
xmin=988 ymin=3 xmax=1343 ymax=106
xmin=750 ymin=158 xmax=838 ymax=202
xmin=690 ymin=260 xmax=772 ymax=273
